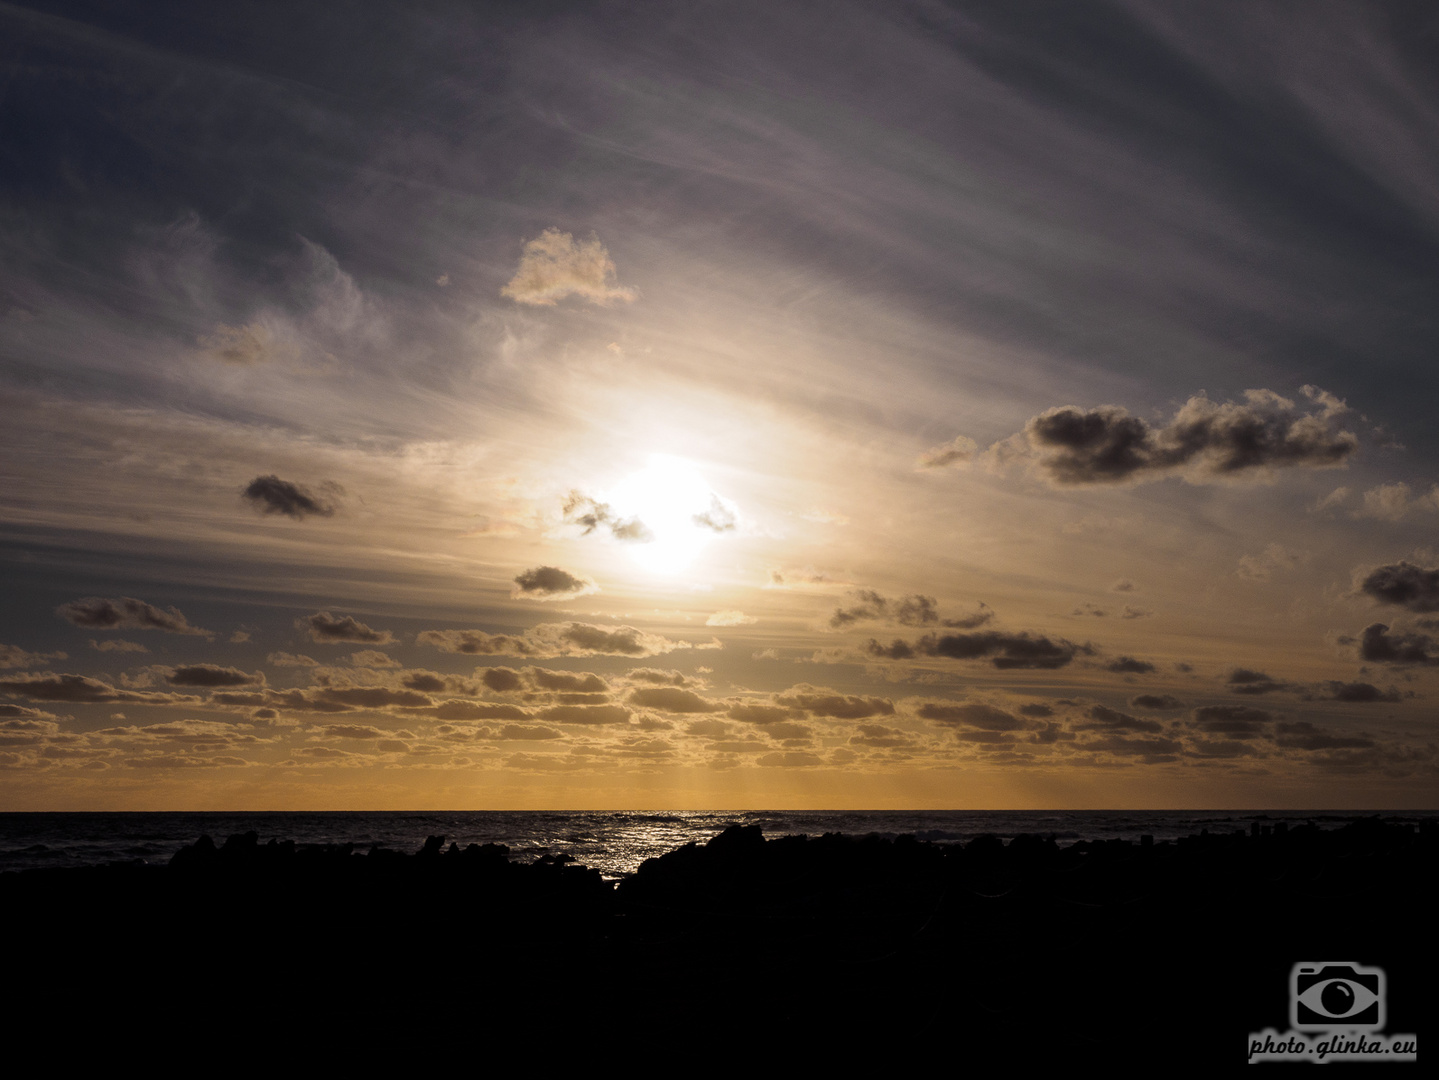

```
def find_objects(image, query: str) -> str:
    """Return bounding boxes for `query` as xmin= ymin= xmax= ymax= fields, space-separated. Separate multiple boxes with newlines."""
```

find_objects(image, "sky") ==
xmin=2 ymin=0 xmax=1438 ymax=810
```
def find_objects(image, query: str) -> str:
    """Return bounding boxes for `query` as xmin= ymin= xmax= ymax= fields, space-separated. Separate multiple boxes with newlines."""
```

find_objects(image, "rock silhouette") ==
xmin=3 ymin=818 xmax=1430 ymax=1067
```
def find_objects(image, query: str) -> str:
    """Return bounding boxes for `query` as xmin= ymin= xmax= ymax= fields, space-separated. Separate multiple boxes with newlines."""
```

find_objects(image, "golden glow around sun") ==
xmin=606 ymin=454 xmax=732 ymax=573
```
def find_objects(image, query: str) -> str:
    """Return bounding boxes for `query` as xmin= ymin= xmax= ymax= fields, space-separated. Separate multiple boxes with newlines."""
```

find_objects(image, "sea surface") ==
xmin=2 ymin=809 xmax=1433 ymax=880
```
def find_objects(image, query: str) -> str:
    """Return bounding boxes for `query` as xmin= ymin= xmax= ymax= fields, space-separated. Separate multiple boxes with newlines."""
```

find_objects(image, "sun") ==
xmin=606 ymin=454 xmax=733 ymax=573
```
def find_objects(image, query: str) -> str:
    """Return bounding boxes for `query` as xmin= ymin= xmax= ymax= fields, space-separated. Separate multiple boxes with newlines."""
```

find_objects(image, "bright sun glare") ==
xmin=606 ymin=454 xmax=730 ymax=573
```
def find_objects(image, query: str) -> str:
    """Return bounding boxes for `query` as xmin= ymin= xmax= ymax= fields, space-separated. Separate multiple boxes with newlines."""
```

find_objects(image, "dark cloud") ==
xmin=918 ymin=702 xmax=1028 ymax=731
xmin=299 ymin=612 xmax=395 ymax=645
xmin=90 ymin=639 xmax=148 ymax=654
xmin=1129 ymin=694 xmax=1184 ymax=710
xmin=864 ymin=638 xmax=915 ymax=660
xmin=1226 ymin=669 xmax=1294 ymax=695
xmin=686 ymin=718 xmax=733 ymax=739
xmin=1191 ymin=704 xmax=1273 ymax=739
xmin=268 ymin=652 xmax=318 ymax=667
xmin=165 ymin=665 xmax=264 ymax=688
xmin=759 ymin=720 xmax=812 ymax=740
xmin=420 ymin=623 xmax=690 ymax=658
xmin=831 ymin=591 xmax=988 ymax=630
xmin=627 ymin=687 xmax=723 ymax=713
xmin=536 ymin=704 xmax=632 ymax=725
xmin=1315 ymin=681 xmax=1402 ymax=703
xmin=401 ymin=671 xmax=448 ymax=693
xmin=727 ymin=704 xmax=801 ymax=726
xmin=910 ymin=630 xmax=1089 ymax=669
xmin=756 ymin=751 xmax=824 ymax=768
xmin=524 ymin=668 xmax=608 ymax=693
xmin=1 ymin=644 xmax=67 ymax=669
xmin=1077 ymin=735 xmax=1182 ymax=760
xmin=0 ymin=672 xmax=182 ymax=704
xmin=496 ymin=724 xmax=563 ymax=741
xmin=1358 ymin=562 xmax=1439 ymax=612
xmin=545 ymin=623 xmax=689 ymax=657
xmin=1017 ymin=703 xmax=1054 ymax=717
xmin=1273 ymin=721 xmax=1376 ymax=752
xmin=241 ymin=475 xmax=339 ymax=519
xmin=57 ymin=597 xmax=211 ymax=637
xmin=830 ymin=590 xmax=888 ymax=628
xmin=208 ymin=691 xmax=268 ymax=707
xmin=422 ymin=631 xmax=537 ymax=657
xmin=540 ymin=692 xmax=608 ymax=706
xmin=562 ymin=492 xmax=653 ymax=543
xmin=898 ymin=595 xmax=991 ymax=628
xmin=428 ymin=701 xmax=530 ymax=722
xmin=1357 ymin=623 xmax=1439 ymax=665
xmin=1017 ymin=388 xmax=1356 ymax=486
xmin=480 ymin=667 xmax=524 ymax=692
xmin=1105 ymin=656 xmax=1156 ymax=674
xmin=248 ymin=689 xmax=353 ymax=714
xmin=1076 ymin=704 xmax=1162 ymax=734
xmin=290 ymin=747 xmax=355 ymax=760
xmin=608 ymin=519 xmax=652 ymax=543
xmin=942 ymin=605 xmax=995 ymax=630
xmin=323 ymin=724 xmax=389 ymax=740
xmin=1030 ymin=722 xmax=1072 ymax=744
xmin=773 ymin=686 xmax=894 ymax=719
xmin=767 ymin=567 xmax=844 ymax=588
xmin=511 ymin=566 xmax=597 ymax=601
xmin=0 ymin=716 xmax=62 ymax=746
xmin=1185 ymin=738 xmax=1264 ymax=760
xmin=951 ymin=729 xmax=1016 ymax=745
xmin=624 ymin=668 xmax=696 ymax=687
xmin=0 ymin=704 xmax=62 ymax=720
xmin=316 ymin=686 xmax=433 ymax=709
xmin=849 ymin=723 xmax=911 ymax=749
xmin=350 ymin=650 xmax=400 ymax=668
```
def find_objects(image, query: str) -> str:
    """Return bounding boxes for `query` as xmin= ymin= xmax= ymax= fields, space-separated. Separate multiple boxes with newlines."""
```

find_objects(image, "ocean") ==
xmin=3 ymin=808 xmax=1433 ymax=879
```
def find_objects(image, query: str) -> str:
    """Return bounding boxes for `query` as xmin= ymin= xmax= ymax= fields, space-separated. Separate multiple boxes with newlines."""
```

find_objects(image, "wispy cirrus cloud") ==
xmin=915 ymin=435 xmax=977 ymax=470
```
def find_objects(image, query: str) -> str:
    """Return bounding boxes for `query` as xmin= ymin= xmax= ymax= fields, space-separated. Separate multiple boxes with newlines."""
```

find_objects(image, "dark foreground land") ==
xmin=5 ymin=818 xmax=1431 ymax=1067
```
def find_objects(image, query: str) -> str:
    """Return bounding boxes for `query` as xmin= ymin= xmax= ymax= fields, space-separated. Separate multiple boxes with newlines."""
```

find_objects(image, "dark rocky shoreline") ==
xmin=6 ymin=818 xmax=1430 ymax=1067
